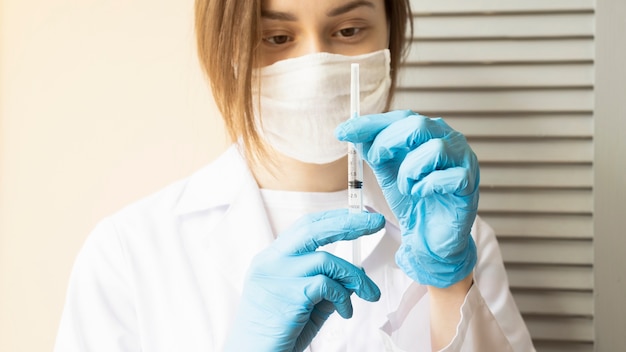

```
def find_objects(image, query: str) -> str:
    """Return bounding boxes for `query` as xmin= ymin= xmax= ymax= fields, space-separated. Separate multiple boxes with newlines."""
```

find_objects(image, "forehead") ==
xmin=261 ymin=0 xmax=385 ymax=17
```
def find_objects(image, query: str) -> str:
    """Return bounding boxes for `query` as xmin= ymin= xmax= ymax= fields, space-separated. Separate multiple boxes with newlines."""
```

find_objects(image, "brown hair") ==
xmin=195 ymin=0 xmax=413 ymax=164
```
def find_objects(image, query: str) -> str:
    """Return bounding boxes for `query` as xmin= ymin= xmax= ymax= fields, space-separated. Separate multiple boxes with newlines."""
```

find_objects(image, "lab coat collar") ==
xmin=175 ymin=145 xmax=274 ymax=294
xmin=174 ymin=145 xmax=249 ymax=215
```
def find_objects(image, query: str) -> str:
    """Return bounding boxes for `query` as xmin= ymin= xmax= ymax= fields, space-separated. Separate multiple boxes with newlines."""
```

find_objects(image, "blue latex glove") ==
xmin=335 ymin=110 xmax=479 ymax=288
xmin=224 ymin=209 xmax=385 ymax=352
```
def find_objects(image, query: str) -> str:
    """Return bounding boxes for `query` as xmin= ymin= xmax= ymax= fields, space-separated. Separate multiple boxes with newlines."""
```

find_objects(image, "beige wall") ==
xmin=0 ymin=0 xmax=227 ymax=350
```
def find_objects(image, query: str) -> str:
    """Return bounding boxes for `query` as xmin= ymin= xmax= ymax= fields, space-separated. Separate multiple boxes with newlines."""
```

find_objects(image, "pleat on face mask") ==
xmin=252 ymin=49 xmax=391 ymax=164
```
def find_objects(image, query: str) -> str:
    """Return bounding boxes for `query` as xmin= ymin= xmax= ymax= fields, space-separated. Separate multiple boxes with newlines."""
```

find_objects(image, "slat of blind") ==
xmin=533 ymin=341 xmax=594 ymax=352
xmin=506 ymin=265 xmax=593 ymax=290
xmin=470 ymin=139 xmax=593 ymax=163
xmin=393 ymin=89 xmax=593 ymax=112
xmin=410 ymin=0 xmax=594 ymax=13
xmin=500 ymin=239 xmax=593 ymax=265
xmin=480 ymin=164 xmax=592 ymax=188
xmin=444 ymin=114 xmax=593 ymax=138
xmin=398 ymin=64 xmax=593 ymax=88
xmin=525 ymin=317 xmax=593 ymax=341
xmin=406 ymin=39 xmax=594 ymax=63
xmin=413 ymin=14 xmax=594 ymax=38
xmin=479 ymin=214 xmax=592 ymax=239
xmin=479 ymin=189 xmax=592 ymax=214
xmin=513 ymin=290 xmax=593 ymax=316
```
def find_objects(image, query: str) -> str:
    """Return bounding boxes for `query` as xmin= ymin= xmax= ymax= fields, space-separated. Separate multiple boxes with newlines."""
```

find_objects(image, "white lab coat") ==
xmin=55 ymin=145 xmax=535 ymax=351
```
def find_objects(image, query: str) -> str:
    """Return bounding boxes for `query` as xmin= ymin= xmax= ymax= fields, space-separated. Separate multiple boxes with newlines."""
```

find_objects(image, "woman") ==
xmin=55 ymin=0 xmax=535 ymax=351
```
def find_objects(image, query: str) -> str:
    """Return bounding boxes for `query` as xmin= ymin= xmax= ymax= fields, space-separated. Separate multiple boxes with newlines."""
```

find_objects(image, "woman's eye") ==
xmin=337 ymin=27 xmax=361 ymax=38
xmin=264 ymin=35 xmax=291 ymax=45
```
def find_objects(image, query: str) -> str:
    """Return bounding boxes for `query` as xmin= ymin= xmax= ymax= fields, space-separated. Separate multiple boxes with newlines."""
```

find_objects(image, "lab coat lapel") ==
xmin=210 ymin=176 xmax=274 ymax=293
xmin=176 ymin=146 xmax=274 ymax=294
xmin=172 ymin=146 xmax=273 ymax=348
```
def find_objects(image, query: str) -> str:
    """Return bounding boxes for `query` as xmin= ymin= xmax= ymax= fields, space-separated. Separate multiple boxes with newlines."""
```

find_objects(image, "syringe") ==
xmin=348 ymin=63 xmax=364 ymax=268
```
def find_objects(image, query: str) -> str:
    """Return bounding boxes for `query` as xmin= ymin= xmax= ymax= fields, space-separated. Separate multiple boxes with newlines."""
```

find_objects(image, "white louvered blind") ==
xmin=394 ymin=1 xmax=595 ymax=351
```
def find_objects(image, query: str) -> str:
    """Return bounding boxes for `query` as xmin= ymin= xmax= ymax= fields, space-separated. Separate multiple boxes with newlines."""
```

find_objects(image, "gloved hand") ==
xmin=224 ymin=209 xmax=385 ymax=352
xmin=335 ymin=110 xmax=479 ymax=288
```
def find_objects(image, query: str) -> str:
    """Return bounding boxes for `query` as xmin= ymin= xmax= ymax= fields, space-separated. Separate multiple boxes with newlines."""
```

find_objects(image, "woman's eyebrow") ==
xmin=327 ymin=0 xmax=376 ymax=17
xmin=261 ymin=10 xmax=297 ymax=22
xmin=261 ymin=1 xmax=375 ymax=22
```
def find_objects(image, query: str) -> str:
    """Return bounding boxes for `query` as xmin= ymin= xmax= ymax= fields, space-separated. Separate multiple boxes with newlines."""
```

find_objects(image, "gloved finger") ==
xmin=303 ymin=275 xmax=354 ymax=318
xmin=408 ymin=167 xmax=474 ymax=198
xmin=334 ymin=109 xmax=414 ymax=144
xmin=366 ymin=115 xmax=452 ymax=165
xmin=311 ymin=300 xmax=337 ymax=326
xmin=294 ymin=300 xmax=336 ymax=351
xmin=395 ymin=138 xmax=478 ymax=197
xmin=395 ymin=137 xmax=462 ymax=195
xmin=274 ymin=209 xmax=385 ymax=255
xmin=288 ymin=251 xmax=380 ymax=302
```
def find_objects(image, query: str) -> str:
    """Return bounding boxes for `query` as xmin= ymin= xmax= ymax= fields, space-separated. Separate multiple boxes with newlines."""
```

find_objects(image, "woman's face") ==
xmin=259 ymin=0 xmax=389 ymax=66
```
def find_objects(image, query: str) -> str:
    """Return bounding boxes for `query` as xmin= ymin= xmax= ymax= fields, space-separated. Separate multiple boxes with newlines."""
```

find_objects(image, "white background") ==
xmin=0 ymin=0 xmax=226 ymax=350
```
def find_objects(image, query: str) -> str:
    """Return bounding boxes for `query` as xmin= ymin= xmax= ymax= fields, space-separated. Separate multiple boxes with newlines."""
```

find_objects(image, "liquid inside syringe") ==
xmin=348 ymin=144 xmax=363 ymax=213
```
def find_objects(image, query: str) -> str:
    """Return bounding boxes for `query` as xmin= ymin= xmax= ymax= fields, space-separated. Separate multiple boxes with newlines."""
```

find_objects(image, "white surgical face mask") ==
xmin=252 ymin=49 xmax=391 ymax=164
